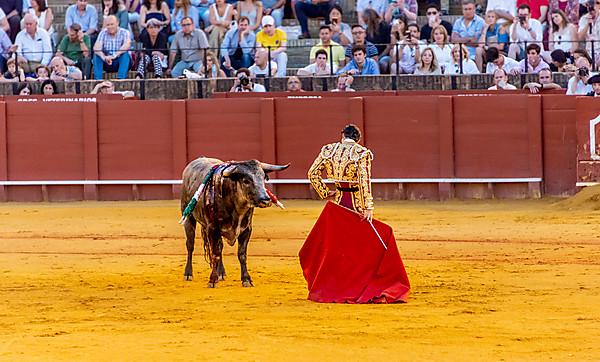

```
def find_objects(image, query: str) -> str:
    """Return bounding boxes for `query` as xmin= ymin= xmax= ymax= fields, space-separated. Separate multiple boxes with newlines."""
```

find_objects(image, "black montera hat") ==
xmin=588 ymin=74 xmax=600 ymax=85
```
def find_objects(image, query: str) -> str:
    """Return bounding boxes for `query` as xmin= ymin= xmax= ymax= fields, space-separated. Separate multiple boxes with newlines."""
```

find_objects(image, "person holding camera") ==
xmin=565 ymin=55 xmax=597 ymax=94
xmin=508 ymin=4 xmax=544 ymax=60
xmin=229 ymin=68 xmax=266 ymax=92
xmin=383 ymin=0 xmax=417 ymax=23
xmin=578 ymin=0 xmax=600 ymax=66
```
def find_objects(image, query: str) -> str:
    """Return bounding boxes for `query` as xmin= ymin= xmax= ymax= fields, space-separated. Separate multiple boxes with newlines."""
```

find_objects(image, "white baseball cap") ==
xmin=261 ymin=15 xmax=275 ymax=27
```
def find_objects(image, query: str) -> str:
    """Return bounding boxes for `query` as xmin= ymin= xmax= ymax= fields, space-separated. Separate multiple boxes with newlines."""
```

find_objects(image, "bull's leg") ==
xmin=238 ymin=227 xmax=253 ymax=287
xmin=183 ymin=216 xmax=197 ymax=281
xmin=217 ymin=259 xmax=226 ymax=281
xmin=207 ymin=229 xmax=223 ymax=288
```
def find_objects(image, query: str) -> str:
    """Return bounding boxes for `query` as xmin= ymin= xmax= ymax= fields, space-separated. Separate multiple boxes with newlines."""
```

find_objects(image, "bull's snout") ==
xmin=257 ymin=196 xmax=272 ymax=208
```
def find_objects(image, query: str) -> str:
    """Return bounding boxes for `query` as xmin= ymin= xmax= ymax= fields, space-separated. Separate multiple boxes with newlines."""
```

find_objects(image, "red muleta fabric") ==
xmin=299 ymin=202 xmax=411 ymax=304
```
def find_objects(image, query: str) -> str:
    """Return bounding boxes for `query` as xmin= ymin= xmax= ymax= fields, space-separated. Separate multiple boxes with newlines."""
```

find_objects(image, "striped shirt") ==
xmin=96 ymin=28 xmax=130 ymax=57
xmin=344 ymin=41 xmax=379 ymax=59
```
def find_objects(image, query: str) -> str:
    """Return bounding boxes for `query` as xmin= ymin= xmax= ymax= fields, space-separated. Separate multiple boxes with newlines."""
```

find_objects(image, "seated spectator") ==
xmin=16 ymin=83 xmax=33 ymax=95
xmin=419 ymin=3 xmax=452 ymax=41
xmin=1 ymin=58 xmax=25 ymax=82
xmin=362 ymin=9 xmax=391 ymax=58
xmin=65 ymin=0 xmax=99 ymax=41
xmin=523 ymin=68 xmax=562 ymax=92
xmin=92 ymin=15 xmax=132 ymax=79
xmin=256 ymin=16 xmax=287 ymax=77
xmin=91 ymin=80 xmax=135 ymax=98
xmin=298 ymin=49 xmax=334 ymax=75
xmin=577 ymin=0 xmax=600 ymax=67
xmin=390 ymin=26 xmax=425 ymax=74
xmin=249 ymin=48 xmax=278 ymax=76
xmin=101 ymin=0 xmax=129 ymax=30
xmin=384 ymin=0 xmax=418 ymax=23
xmin=0 ymin=10 xmax=8 ymax=36
xmin=40 ymin=79 xmax=58 ymax=95
xmin=508 ymin=4 xmax=544 ymax=60
xmin=547 ymin=9 xmax=577 ymax=57
xmin=26 ymin=0 xmax=56 ymax=47
xmin=516 ymin=43 xmax=550 ymax=73
xmin=221 ymin=17 xmax=255 ymax=77
xmin=236 ymin=0 xmax=263 ymax=32
xmin=125 ymin=0 xmax=142 ymax=32
xmin=548 ymin=0 xmax=578 ymax=24
xmin=294 ymin=0 xmax=332 ymax=39
xmin=345 ymin=25 xmax=379 ymax=63
xmin=0 ymin=28 xmax=16 ymax=73
xmin=331 ymin=73 xmax=355 ymax=91
xmin=1 ymin=0 xmax=23 ymax=42
xmin=549 ymin=49 xmax=568 ymax=72
xmin=488 ymin=68 xmax=517 ymax=89
xmin=140 ymin=0 xmax=171 ymax=36
xmin=25 ymin=64 xmax=50 ymax=82
xmin=168 ymin=16 xmax=209 ymax=77
xmin=451 ymin=0 xmax=485 ymax=71
xmin=573 ymin=47 xmax=593 ymax=64
xmin=414 ymin=47 xmax=442 ymax=74
xmin=430 ymin=25 xmax=453 ymax=68
xmin=328 ymin=5 xmax=352 ymax=46
xmin=446 ymin=44 xmax=480 ymax=74
xmin=566 ymin=56 xmax=596 ymax=94
xmin=198 ymin=51 xmax=226 ymax=77
xmin=171 ymin=0 xmax=199 ymax=38
xmin=286 ymin=76 xmax=304 ymax=92
xmin=337 ymin=45 xmax=380 ymax=75
xmin=49 ymin=56 xmax=83 ymax=81
xmin=517 ymin=0 xmax=548 ymax=25
xmin=136 ymin=18 xmax=168 ymax=78
xmin=206 ymin=0 xmax=234 ymax=53
xmin=478 ymin=10 xmax=508 ymax=54
xmin=55 ymin=23 xmax=92 ymax=80
xmin=230 ymin=67 xmax=266 ymax=92
xmin=485 ymin=46 xmax=520 ymax=73
xmin=309 ymin=25 xmax=345 ymax=69
xmin=586 ymin=74 xmax=600 ymax=96
xmin=262 ymin=0 xmax=284 ymax=27
xmin=193 ymin=0 xmax=214 ymax=29
xmin=15 ymin=14 xmax=53 ymax=73
xmin=485 ymin=0 xmax=517 ymax=24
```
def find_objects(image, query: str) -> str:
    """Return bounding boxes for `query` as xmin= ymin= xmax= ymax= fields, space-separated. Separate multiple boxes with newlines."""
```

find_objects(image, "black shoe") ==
xmin=298 ymin=33 xmax=310 ymax=39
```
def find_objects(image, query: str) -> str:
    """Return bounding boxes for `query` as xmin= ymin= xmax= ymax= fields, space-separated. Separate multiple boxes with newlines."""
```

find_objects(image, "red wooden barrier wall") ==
xmin=0 ymin=94 xmax=583 ymax=202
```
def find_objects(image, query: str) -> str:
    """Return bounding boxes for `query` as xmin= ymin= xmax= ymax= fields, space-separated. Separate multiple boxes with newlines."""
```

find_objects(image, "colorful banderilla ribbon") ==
xmin=178 ymin=164 xmax=221 ymax=224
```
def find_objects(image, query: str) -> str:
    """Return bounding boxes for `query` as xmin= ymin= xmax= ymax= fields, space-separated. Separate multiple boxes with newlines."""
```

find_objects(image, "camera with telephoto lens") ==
xmin=518 ymin=15 xmax=527 ymax=24
xmin=578 ymin=66 xmax=590 ymax=77
xmin=238 ymin=72 xmax=250 ymax=86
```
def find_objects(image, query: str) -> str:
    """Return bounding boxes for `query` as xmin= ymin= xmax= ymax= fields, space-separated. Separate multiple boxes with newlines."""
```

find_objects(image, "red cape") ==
xmin=299 ymin=202 xmax=411 ymax=303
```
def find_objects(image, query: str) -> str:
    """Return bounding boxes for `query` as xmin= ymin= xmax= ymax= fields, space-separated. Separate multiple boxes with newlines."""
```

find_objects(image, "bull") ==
xmin=181 ymin=157 xmax=289 ymax=287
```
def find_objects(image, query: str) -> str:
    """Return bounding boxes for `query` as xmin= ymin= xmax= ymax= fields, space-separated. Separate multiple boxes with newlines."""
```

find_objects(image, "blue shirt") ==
xmin=65 ymin=4 xmax=99 ymax=33
xmin=452 ymin=15 xmax=485 ymax=58
xmin=0 ymin=29 xmax=11 ymax=59
xmin=337 ymin=57 xmax=380 ymax=75
xmin=221 ymin=27 xmax=256 ymax=56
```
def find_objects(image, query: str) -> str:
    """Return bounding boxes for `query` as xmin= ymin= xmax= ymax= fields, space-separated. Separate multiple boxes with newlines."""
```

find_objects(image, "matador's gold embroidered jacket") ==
xmin=307 ymin=139 xmax=374 ymax=212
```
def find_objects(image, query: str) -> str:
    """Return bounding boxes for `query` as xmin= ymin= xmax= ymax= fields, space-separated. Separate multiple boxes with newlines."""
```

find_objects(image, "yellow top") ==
xmin=308 ymin=139 xmax=374 ymax=212
xmin=256 ymin=29 xmax=287 ymax=50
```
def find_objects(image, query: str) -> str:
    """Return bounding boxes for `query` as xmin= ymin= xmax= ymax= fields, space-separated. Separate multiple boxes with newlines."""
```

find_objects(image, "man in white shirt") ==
xmin=485 ymin=46 xmax=520 ymax=74
xmin=15 ymin=13 xmax=52 ymax=73
xmin=488 ymin=68 xmax=517 ymax=89
xmin=230 ymin=68 xmax=267 ymax=92
xmin=578 ymin=0 xmax=600 ymax=66
xmin=298 ymin=49 xmax=334 ymax=75
xmin=248 ymin=48 xmax=278 ymax=77
xmin=566 ymin=56 xmax=597 ymax=95
xmin=508 ymin=4 xmax=543 ymax=60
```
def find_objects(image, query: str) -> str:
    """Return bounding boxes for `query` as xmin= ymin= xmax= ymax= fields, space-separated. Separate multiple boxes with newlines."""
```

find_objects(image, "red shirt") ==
xmin=517 ymin=0 xmax=549 ymax=20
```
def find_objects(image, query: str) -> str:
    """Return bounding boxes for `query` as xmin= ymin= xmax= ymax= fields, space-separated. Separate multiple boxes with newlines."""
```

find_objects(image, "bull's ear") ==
xmin=222 ymin=165 xmax=238 ymax=177
xmin=260 ymin=162 xmax=290 ymax=174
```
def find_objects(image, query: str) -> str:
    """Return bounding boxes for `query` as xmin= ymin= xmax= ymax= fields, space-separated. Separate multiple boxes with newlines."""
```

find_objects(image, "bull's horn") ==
xmin=260 ymin=162 xmax=290 ymax=173
xmin=222 ymin=165 xmax=237 ymax=177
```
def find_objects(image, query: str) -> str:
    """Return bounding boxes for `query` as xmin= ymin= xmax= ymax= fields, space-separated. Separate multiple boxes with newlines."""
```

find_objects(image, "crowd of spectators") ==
xmin=0 ymin=0 xmax=598 ymax=95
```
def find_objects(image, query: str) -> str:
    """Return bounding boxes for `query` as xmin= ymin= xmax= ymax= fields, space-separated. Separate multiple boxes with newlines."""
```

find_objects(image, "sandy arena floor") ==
xmin=1 ymin=197 xmax=600 ymax=360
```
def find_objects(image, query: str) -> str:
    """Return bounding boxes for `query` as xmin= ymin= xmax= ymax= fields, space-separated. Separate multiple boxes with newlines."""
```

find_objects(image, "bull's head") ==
xmin=222 ymin=160 xmax=290 ymax=208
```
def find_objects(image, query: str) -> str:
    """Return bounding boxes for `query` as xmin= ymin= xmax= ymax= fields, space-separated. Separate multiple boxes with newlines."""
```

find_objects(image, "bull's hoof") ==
xmin=218 ymin=275 xmax=225 ymax=281
xmin=207 ymin=282 xmax=217 ymax=288
xmin=184 ymin=275 xmax=193 ymax=281
xmin=242 ymin=280 xmax=254 ymax=288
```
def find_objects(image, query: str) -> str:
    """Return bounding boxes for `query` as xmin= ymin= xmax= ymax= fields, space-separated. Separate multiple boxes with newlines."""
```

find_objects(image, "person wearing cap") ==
xmin=586 ymin=74 xmax=600 ymax=96
xmin=137 ymin=18 xmax=168 ymax=78
xmin=55 ymin=23 xmax=92 ymax=79
xmin=256 ymin=15 xmax=287 ymax=77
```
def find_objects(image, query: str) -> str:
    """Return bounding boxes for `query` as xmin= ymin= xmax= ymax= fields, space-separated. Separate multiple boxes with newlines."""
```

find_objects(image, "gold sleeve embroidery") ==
xmin=308 ymin=150 xmax=329 ymax=199
xmin=357 ymin=150 xmax=374 ymax=210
